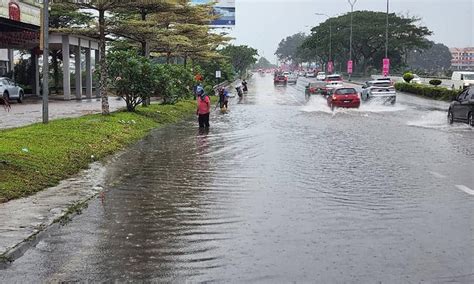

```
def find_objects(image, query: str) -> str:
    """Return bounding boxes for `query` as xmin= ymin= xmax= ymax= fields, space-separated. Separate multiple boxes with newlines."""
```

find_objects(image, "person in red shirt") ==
xmin=196 ymin=86 xmax=210 ymax=128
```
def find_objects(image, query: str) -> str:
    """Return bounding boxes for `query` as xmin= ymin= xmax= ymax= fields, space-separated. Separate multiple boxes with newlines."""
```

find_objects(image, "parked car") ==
xmin=327 ymin=87 xmax=361 ymax=110
xmin=0 ymin=77 xmax=24 ymax=103
xmin=298 ymin=71 xmax=306 ymax=77
xmin=287 ymin=73 xmax=298 ymax=84
xmin=305 ymin=71 xmax=316 ymax=78
xmin=316 ymin=72 xmax=326 ymax=81
xmin=451 ymin=71 xmax=474 ymax=90
xmin=447 ymin=86 xmax=474 ymax=126
xmin=361 ymin=80 xmax=396 ymax=104
xmin=274 ymin=73 xmax=288 ymax=85
xmin=326 ymin=74 xmax=343 ymax=83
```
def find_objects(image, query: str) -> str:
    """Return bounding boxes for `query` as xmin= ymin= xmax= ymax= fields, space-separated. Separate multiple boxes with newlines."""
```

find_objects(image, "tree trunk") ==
xmin=99 ymin=9 xmax=110 ymax=115
xmin=183 ymin=54 xmax=187 ymax=67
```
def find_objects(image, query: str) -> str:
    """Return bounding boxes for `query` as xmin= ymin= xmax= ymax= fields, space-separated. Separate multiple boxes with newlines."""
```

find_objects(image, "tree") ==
xmin=275 ymin=32 xmax=307 ymax=64
xmin=59 ymin=0 xmax=126 ymax=115
xmin=407 ymin=41 xmax=452 ymax=73
xmin=303 ymin=11 xmax=432 ymax=74
xmin=253 ymin=57 xmax=276 ymax=69
xmin=220 ymin=45 xmax=258 ymax=77
xmin=108 ymin=51 xmax=156 ymax=111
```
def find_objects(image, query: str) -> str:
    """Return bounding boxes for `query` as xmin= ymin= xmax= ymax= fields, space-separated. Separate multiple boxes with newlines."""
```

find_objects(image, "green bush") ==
xmin=394 ymin=82 xmax=460 ymax=101
xmin=429 ymin=79 xmax=442 ymax=86
xmin=154 ymin=64 xmax=194 ymax=104
xmin=403 ymin=72 xmax=415 ymax=83
xmin=108 ymin=51 xmax=157 ymax=111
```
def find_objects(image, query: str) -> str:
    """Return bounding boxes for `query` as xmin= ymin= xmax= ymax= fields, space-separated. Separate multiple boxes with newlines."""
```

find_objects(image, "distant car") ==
xmin=305 ymin=71 xmax=316 ymax=78
xmin=283 ymin=71 xmax=290 ymax=78
xmin=325 ymin=81 xmax=343 ymax=94
xmin=298 ymin=71 xmax=306 ymax=77
xmin=0 ymin=77 xmax=24 ymax=103
xmin=305 ymin=81 xmax=327 ymax=98
xmin=326 ymin=74 xmax=343 ymax=83
xmin=361 ymin=80 xmax=396 ymax=104
xmin=274 ymin=74 xmax=287 ymax=85
xmin=327 ymin=87 xmax=360 ymax=110
xmin=287 ymin=73 xmax=298 ymax=84
xmin=447 ymin=86 xmax=474 ymax=127
xmin=316 ymin=72 xmax=326 ymax=81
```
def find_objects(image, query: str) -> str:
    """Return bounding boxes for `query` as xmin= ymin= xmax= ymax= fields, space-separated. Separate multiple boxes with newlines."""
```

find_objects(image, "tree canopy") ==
xmin=253 ymin=57 xmax=277 ymax=69
xmin=275 ymin=33 xmax=307 ymax=64
xmin=407 ymin=41 xmax=452 ymax=73
xmin=301 ymin=11 xmax=432 ymax=74
xmin=220 ymin=45 xmax=258 ymax=77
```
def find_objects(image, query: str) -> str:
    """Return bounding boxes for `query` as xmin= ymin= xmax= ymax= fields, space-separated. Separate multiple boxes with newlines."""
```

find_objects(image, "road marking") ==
xmin=455 ymin=185 xmax=474 ymax=196
xmin=428 ymin=171 xmax=447 ymax=179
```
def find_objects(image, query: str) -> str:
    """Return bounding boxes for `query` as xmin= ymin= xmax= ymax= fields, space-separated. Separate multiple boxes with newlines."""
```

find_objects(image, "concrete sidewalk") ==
xmin=1 ymin=98 xmax=126 ymax=130
xmin=0 ymin=162 xmax=107 ymax=266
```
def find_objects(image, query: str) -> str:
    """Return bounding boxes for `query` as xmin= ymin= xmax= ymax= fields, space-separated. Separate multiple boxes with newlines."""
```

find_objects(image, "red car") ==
xmin=327 ymin=87 xmax=360 ymax=110
xmin=274 ymin=74 xmax=287 ymax=85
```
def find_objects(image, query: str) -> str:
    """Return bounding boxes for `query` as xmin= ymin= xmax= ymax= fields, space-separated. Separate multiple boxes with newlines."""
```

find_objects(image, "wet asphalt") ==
xmin=1 ymin=75 xmax=473 ymax=282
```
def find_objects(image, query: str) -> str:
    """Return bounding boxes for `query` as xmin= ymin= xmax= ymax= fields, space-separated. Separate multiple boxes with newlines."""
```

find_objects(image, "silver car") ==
xmin=361 ymin=80 xmax=396 ymax=104
xmin=0 ymin=77 xmax=24 ymax=103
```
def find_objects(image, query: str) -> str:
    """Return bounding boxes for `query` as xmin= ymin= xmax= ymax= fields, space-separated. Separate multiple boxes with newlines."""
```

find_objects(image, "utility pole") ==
xmin=385 ymin=0 xmax=389 ymax=58
xmin=347 ymin=0 xmax=357 ymax=81
xmin=42 ymin=0 xmax=49 ymax=124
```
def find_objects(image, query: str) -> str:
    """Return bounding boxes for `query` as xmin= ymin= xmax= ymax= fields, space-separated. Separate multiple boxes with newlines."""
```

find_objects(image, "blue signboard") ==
xmin=191 ymin=0 xmax=235 ymax=26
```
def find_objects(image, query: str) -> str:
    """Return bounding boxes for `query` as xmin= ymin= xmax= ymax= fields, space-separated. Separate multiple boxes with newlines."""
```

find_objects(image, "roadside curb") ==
xmin=0 ymin=194 xmax=97 ymax=269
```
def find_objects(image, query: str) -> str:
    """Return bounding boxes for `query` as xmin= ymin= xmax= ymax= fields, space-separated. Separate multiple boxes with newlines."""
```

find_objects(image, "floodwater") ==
xmin=1 ymin=75 xmax=473 ymax=282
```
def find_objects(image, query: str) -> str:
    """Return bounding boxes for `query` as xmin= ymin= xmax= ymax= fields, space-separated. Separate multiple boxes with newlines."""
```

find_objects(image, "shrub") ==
xmin=394 ymin=82 xmax=460 ymax=101
xmin=403 ymin=72 xmax=415 ymax=83
xmin=154 ymin=64 xmax=194 ymax=104
xmin=108 ymin=51 xmax=157 ymax=111
xmin=429 ymin=79 xmax=442 ymax=86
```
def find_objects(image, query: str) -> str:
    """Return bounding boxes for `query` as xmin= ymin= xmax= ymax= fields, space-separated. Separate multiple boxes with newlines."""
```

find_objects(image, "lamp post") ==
xmin=385 ymin=0 xmax=389 ymax=59
xmin=315 ymin=13 xmax=332 ymax=67
xmin=42 ymin=0 xmax=49 ymax=124
xmin=347 ymin=0 xmax=357 ymax=81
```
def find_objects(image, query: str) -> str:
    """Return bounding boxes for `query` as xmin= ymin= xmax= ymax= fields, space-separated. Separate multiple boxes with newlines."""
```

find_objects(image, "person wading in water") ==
xmin=196 ymin=86 xmax=210 ymax=129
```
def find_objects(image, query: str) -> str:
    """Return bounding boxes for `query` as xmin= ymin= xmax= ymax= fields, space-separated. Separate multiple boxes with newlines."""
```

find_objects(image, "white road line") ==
xmin=455 ymin=185 xmax=474 ymax=196
xmin=428 ymin=171 xmax=447 ymax=179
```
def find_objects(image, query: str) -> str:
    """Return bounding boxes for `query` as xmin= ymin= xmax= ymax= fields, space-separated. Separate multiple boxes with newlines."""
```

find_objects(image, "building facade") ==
xmin=450 ymin=47 xmax=474 ymax=71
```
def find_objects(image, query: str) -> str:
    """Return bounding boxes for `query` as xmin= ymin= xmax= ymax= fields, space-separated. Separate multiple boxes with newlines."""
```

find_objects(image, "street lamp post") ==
xmin=347 ymin=0 xmax=357 ymax=81
xmin=42 ymin=0 xmax=49 ymax=124
xmin=385 ymin=0 xmax=389 ymax=59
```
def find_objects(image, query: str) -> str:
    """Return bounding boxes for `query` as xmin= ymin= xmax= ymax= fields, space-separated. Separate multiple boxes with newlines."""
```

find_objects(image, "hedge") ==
xmin=394 ymin=82 xmax=460 ymax=101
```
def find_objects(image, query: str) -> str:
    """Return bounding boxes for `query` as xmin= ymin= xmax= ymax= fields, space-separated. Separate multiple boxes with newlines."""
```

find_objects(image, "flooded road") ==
xmin=2 ymin=75 xmax=473 ymax=282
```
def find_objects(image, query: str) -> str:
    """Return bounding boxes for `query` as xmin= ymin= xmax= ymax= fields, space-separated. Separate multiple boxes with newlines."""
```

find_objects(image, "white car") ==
xmin=361 ymin=80 xmax=396 ymax=104
xmin=305 ymin=71 xmax=316 ymax=78
xmin=325 ymin=81 xmax=344 ymax=94
xmin=287 ymin=74 xmax=298 ymax=84
xmin=326 ymin=74 xmax=343 ymax=84
xmin=0 ymin=77 xmax=24 ymax=103
xmin=316 ymin=72 xmax=326 ymax=81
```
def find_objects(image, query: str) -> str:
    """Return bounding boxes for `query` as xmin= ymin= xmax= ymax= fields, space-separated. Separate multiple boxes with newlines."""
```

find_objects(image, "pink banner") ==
xmin=347 ymin=60 xmax=353 ymax=74
xmin=383 ymin=58 xmax=390 ymax=76
xmin=327 ymin=61 xmax=334 ymax=73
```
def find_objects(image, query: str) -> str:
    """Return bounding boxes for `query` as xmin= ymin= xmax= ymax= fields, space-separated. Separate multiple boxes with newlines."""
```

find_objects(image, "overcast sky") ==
xmin=226 ymin=0 xmax=473 ymax=63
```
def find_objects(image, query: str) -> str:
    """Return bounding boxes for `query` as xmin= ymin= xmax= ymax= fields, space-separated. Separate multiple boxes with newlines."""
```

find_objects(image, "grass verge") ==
xmin=0 ymin=100 xmax=198 ymax=203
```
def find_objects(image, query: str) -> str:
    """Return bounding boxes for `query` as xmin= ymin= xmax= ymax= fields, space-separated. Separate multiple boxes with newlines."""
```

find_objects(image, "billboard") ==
xmin=0 ymin=0 xmax=42 ymax=26
xmin=192 ymin=0 xmax=235 ymax=26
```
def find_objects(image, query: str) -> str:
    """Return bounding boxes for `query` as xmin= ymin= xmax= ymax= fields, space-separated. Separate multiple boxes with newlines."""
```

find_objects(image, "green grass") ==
xmin=0 ymin=100 xmax=197 ymax=203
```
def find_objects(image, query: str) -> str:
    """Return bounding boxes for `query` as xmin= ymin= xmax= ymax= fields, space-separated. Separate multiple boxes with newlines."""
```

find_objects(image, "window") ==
xmin=0 ymin=61 xmax=7 ymax=76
